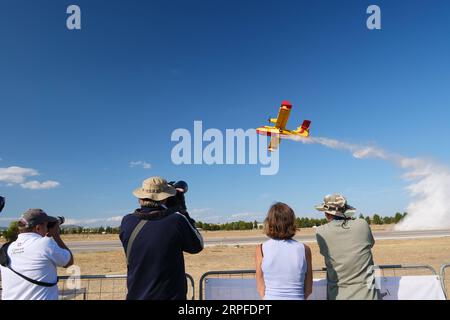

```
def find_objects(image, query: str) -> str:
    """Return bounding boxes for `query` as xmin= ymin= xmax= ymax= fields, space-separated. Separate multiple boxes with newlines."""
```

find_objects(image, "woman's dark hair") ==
xmin=263 ymin=202 xmax=297 ymax=240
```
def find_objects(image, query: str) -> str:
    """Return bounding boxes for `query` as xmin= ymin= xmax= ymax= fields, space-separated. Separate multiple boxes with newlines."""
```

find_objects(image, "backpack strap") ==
xmin=0 ymin=242 xmax=57 ymax=287
xmin=126 ymin=220 xmax=148 ymax=265
xmin=8 ymin=266 xmax=57 ymax=287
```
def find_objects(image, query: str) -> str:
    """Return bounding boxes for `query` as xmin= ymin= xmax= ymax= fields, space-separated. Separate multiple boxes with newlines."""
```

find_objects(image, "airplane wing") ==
xmin=268 ymin=135 xmax=280 ymax=152
xmin=274 ymin=101 xmax=292 ymax=130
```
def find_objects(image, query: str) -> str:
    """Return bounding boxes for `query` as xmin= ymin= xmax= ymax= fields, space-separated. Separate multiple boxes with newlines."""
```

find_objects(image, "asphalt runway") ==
xmin=67 ymin=229 xmax=450 ymax=252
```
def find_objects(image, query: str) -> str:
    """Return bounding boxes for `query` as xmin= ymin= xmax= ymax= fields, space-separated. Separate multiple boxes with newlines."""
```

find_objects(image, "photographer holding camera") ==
xmin=165 ymin=180 xmax=197 ymax=226
xmin=120 ymin=176 xmax=204 ymax=300
xmin=0 ymin=209 xmax=74 ymax=300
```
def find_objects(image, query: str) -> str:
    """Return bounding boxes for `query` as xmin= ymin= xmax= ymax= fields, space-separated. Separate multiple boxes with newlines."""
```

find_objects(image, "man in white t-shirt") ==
xmin=0 ymin=208 xmax=74 ymax=300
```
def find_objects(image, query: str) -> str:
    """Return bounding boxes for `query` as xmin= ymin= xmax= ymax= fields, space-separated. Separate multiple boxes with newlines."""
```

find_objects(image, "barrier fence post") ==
xmin=197 ymin=265 xmax=446 ymax=300
xmin=440 ymin=263 xmax=450 ymax=300
xmin=2 ymin=265 xmax=448 ymax=300
xmin=185 ymin=273 xmax=195 ymax=300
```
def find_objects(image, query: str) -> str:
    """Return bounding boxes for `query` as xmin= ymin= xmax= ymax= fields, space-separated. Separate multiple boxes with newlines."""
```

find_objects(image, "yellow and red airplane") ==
xmin=256 ymin=100 xmax=311 ymax=152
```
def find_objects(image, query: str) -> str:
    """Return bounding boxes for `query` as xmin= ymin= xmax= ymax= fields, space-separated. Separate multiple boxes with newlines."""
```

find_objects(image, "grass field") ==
xmin=3 ymin=226 xmax=448 ymax=276
xmin=56 ymin=224 xmax=403 ymax=277
xmin=2 ymin=227 xmax=448 ymax=299
xmin=56 ymin=235 xmax=450 ymax=299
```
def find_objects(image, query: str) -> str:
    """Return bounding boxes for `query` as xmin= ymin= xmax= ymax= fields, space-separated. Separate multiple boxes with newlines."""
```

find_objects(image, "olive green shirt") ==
xmin=316 ymin=218 xmax=381 ymax=300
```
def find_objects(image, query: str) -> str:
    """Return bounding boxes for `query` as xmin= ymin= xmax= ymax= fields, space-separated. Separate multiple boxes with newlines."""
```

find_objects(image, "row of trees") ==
xmin=360 ymin=212 xmax=407 ymax=225
xmin=196 ymin=212 xmax=408 ymax=231
xmin=0 ymin=222 xmax=122 ymax=241
xmin=59 ymin=226 xmax=120 ymax=234
xmin=1 ymin=212 xmax=409 ymax=240
xmin=196 ymin=220 xmax=256 ymax=231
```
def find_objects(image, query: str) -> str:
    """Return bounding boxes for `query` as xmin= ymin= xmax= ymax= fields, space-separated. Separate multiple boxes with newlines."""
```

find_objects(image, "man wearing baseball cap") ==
xmin=120 ymin=176 xmax=204 ymax=300
xmin=315 ymin=194 xmax=381 ymax=300
xmin=0 ymin=209 xmax=73 ymax=300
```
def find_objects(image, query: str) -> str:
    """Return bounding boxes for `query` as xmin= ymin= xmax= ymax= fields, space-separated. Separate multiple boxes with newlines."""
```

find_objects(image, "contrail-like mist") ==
xmin=288 ymin=136 xmax=450 ymax=231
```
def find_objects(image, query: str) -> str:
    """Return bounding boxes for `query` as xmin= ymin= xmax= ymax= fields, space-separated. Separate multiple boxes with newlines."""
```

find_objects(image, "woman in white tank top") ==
xmin=255 ymin=202 xmax=313 ymax=300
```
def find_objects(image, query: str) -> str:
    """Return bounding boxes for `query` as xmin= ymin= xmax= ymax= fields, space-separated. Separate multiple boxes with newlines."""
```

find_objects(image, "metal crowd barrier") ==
xmin=198 ymin=264 xmax=440 ymax=300
xmin=198 ymin=268 xmax=327 ymax=300
xmin=1 ymin=273 xmax=195 ymax=300
xmin=440 ymin=263 xmax=450 ymax=299
xmin=58 ymin=274 xmax=126 ymax=300
xmin=374 ymin=264 xmax=437 ymax=276
xmin=1 ymin=265 xmax=447 ymax=300
xmin=199 ymin=269 xmax=256 ymax=301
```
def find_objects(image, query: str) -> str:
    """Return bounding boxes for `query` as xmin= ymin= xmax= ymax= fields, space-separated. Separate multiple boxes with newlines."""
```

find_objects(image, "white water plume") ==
xmin=288 ymin=136 xmax=450 ymax=230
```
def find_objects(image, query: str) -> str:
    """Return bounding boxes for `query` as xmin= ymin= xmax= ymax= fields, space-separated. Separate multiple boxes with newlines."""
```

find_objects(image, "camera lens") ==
xmin=57 ymin=216 xmax=65 ymax=225
xmin=48 ymin=216 xmax=65 ymax=228
xmin=174 ymin=181 xmax=188 ymax=193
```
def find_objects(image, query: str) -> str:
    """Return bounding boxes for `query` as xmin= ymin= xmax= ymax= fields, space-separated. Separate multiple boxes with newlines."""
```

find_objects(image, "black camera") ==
xmin=166 ymin=181 xmax=197 ymax=227
xmin=0 ymin=196 xmax=5 ymax=213
xmin=166 ymin=181 xmax=188 ymax=213
xmin=47 ymin=216 xmax=65 ymax=229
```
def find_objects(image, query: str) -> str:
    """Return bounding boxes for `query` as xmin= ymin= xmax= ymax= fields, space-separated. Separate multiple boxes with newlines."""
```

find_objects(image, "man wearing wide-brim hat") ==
xmin=119 ymin=176 xmax=204 ymax=300
xmin=315 ymin=194 xmax=381 ymax=300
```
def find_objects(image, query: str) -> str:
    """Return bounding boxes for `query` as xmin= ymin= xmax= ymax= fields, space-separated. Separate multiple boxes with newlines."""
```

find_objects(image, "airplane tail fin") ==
xmin=300 ymin=120 xmax=311 ymax=130
xmin=294 ymin=120 xmax=311 ymax=136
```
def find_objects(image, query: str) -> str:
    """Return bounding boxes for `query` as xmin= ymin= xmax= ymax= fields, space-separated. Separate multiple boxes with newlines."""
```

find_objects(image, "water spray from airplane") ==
xmin=288 ymin=135 xmax=450 ymax=231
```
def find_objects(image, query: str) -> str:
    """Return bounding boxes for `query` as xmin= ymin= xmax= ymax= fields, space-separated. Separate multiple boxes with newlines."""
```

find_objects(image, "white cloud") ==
xmin=0 ymin=166 xmax=60 ymax=190
xmin=20 ymin=180 xmax=60 ymax=190
xmin=199 ymin=215 xmax=223 ymax=223
xmin=130 ymin=161 xmax=152 ymax=169
xmin=0 ymin=166 xmax=38 ymax=184
xmin=189 ymin=209 xmax=264 ymax=223
xmin=189 ymin=208 xmax=216 ymax=220
xmin=191 ymin=208 xmax=213 ymax=215
xmin=64 ymin=216 xmax=124 ymax=227
xmin=292 ymin=135 xmax=450 ymax=231
xmin=231 ymin=213 xmax=251 ymax=218
xmin=106 ymin=216 xmax=123 ymax=222
xmin=230 ymin=212 xmax=265 ymax=222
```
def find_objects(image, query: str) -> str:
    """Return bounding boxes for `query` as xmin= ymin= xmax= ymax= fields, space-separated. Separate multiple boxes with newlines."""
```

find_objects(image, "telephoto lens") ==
xmin=48 ymin=216 xmax=65 ymax=229
xmin=56 ymin=216 xmax=65 ymax=225
xmin=173 ymin=181 xmax=188 ymax=193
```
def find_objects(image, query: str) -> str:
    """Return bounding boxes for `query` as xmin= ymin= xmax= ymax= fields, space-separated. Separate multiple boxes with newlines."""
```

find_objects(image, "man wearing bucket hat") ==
xmin=120 ymin=176 xmax=204 ymax=300
xmin=0 ymin=209 xmax=73 ymax=300
xmin=315 ymin=194 xmax=381 ymax=300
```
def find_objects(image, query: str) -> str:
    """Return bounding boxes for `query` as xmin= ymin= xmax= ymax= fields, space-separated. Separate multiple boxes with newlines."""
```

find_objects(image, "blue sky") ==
xmin=1 ymin=0 xmax=450 ymax=226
